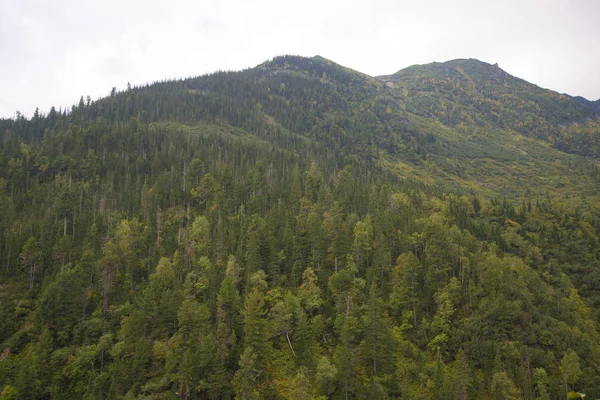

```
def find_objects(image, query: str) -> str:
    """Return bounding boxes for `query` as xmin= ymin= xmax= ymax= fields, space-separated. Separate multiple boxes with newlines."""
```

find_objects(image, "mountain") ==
xmin=378 ymin=58 xmax=600 ymax=160
xmin=1 ymin=55 xmax=600 ymax=399
xmin=379 ymin=58 xmax=593 ymax=132
xmin=572 ymin=95 xmax=600 ymax=114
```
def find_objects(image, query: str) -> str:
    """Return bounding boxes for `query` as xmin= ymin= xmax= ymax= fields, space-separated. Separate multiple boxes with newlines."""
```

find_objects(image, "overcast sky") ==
xmin=1 ymin=0 xmax=599 ymax=118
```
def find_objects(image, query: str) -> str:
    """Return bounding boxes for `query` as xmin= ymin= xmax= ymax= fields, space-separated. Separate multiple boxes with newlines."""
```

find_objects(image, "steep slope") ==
xmin=1 ymin=55 xmax=600 ymax=398
xmin=374 ymin=59 xmax=600 ymax=199
xmin=378 ymin=58 xmax=593 ymax=138
xmin=572 ymin=95 xmax=600 ymax=114
xmin=378 ymin=59 xmax=600 ymax=160
xmin=84 ymin=55 xmax=600 ymax=201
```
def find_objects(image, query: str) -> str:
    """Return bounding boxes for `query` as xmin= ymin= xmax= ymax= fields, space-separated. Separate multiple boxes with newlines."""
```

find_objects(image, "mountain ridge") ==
xmin=302 ymin=54 xmax=599 ymax=104
xmin=5 ymin=54 xmax=598 ymax=200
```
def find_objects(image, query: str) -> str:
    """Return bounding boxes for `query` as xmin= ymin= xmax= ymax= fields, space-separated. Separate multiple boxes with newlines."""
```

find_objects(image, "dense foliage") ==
xmin=1 ymin=55 xmax=600 ymax=399
xmin=380 ymin=59 xmax=591 ymax=142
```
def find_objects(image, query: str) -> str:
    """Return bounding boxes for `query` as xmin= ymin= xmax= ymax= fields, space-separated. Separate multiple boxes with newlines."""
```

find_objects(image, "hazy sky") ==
xmin=1 ymin=0 xmax=599 ymax=118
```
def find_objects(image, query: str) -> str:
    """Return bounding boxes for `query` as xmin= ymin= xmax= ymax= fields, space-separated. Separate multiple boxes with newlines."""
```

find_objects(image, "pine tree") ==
xmin=241 ymin=289 xmax=271 ymax=374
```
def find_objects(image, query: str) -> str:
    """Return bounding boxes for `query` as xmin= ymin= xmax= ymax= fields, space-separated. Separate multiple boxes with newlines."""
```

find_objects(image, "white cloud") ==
xmin=1 ymin=0 xmax=598 ymax=117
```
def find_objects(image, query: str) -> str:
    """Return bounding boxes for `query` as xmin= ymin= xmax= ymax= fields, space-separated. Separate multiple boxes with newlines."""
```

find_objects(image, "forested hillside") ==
xmin=1 ymin=55 xmax=600 ymax=399
xmin=378 ymin=59 xmax=600 ymax=160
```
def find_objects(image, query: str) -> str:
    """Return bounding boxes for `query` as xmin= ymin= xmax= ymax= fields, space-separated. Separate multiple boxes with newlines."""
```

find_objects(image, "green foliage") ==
xmin=1 ymin=54 xmax=600 ymax=399
xmin=232 ymin=347 xmax=259 ymax=400
xmin=491 ymin=371 xmax=520 ymax=400
xmin=561 ymin=349 xmax=582 ymax=394
xmin=242 ymin=289 xmax=271 ymax=373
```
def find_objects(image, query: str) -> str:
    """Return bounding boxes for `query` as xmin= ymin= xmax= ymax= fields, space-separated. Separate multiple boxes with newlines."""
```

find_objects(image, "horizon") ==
xmin=2 ymin=54 xmax=598 ymax=120
xmin=2 ymin=0 xmax=599 ymax=118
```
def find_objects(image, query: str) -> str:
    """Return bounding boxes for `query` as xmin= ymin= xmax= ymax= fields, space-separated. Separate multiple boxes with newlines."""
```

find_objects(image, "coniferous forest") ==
xmin=2 ymin=55 xmax=600 ymax=399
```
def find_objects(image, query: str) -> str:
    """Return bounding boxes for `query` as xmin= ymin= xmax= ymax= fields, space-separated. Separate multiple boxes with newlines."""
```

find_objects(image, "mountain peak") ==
xmin=255 ymin=54 xmax=373 ymax=90
xmin=492 ymin=62 xmax=508 ymax=78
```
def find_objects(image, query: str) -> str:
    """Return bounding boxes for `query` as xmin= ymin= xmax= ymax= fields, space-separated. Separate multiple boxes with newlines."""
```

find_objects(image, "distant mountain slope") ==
xmin=572 ymin=95 xmax=600 ymax=114
xmin=378 ymin=58 xmax=594 ymax=140
xmin=252 ymin=56 xmax=600 ymax=200
xmin=70 ymin=55 xmax=599 ymax=201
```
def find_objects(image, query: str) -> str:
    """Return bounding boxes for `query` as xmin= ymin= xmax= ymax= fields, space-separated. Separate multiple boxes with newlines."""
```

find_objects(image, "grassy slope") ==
xmin=362 ymin=58 xmax=599 ymax=205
